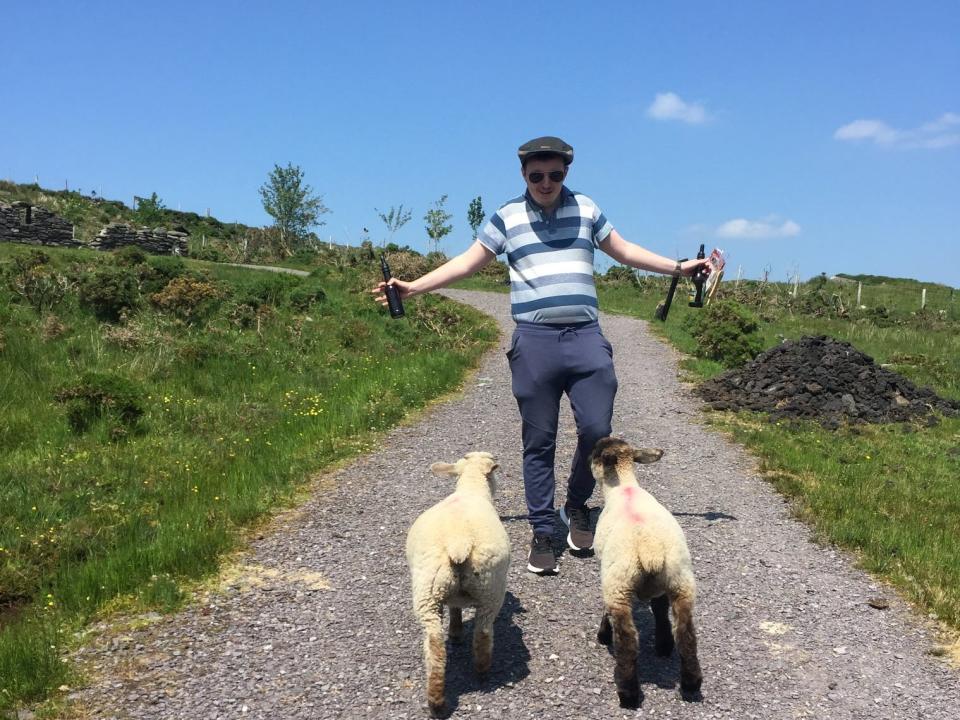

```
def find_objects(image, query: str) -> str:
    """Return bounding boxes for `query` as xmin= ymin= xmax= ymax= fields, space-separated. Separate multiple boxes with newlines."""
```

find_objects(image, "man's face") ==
xmin=522 ymin=156 xmax=568 ymax=210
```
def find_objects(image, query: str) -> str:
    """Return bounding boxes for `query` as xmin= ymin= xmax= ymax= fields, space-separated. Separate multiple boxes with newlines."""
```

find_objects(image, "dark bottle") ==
xmin=380 ymin=254 xmax=405 ymax=319
xmin=689 ymin=244 xmax=707 ymax=308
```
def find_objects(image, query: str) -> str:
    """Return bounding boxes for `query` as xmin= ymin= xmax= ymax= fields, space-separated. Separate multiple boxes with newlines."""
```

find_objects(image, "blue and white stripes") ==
xmin=478 ymin=187 xmax=613 ymax=324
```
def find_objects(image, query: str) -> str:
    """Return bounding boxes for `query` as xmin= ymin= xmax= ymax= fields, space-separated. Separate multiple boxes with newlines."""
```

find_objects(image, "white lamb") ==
xmin=405 ymin=451 xmax=510 ymax=717
xmin=590 ymin=436 xmax=703 ymax=708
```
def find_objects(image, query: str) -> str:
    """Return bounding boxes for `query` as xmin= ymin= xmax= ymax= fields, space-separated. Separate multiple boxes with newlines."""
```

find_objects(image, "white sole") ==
xmin=566 ymin=533 xmax=593 ymax=552
xmin=527 ymin=562 xmax=559 ymax=574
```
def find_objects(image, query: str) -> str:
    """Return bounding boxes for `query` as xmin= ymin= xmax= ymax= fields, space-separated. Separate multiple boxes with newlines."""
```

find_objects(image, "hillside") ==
xmin=835 ymin=271 xmax=956 ymax=291
xmin=0 ymin=180 xmax=251 ymax=256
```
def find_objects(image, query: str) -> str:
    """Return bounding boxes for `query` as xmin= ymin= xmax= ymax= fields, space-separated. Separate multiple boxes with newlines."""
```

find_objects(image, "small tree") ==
xmin=424 ymin=195 xmax=453 ymax=254
xmin=134 ymin=192 xmax=165 ymax=227
xmin=376 ymin=204 xmax=412 ymax=247
xmin=467 ymin=196 xmax=484 ymax=238
xmin=259 ymin=163 xmax=330 ymax=256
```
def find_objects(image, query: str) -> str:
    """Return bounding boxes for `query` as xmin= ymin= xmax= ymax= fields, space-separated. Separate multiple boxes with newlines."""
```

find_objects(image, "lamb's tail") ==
xmin=429 ymin=537 xmax=473 ymax=599
xmin=445 ymin=535 xmax=473 ymax=566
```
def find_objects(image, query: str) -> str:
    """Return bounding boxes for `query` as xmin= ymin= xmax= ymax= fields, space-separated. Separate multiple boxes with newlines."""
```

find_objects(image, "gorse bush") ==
xmin=684 ymin=299 xmax=763 ymax=368
xmin=599 ymin=265 xmax=639 ymax=287
xmin=54 ymin=371 xmax=146 ymax=438
xmin=78 ymin=265 xmax=141 ymax=322
xmin=150 ymin=276 xmax=224 ymax=324
xmin=7 ymin=264 xmax=72 ymax=314
xmin=140 ymin=255 xmax=186 ymax=295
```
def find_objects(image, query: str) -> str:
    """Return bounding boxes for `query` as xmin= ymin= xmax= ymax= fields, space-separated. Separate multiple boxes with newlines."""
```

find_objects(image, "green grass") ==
xmin=0 ymin=243 xmax=497 ymax=711
xmin=595 ymin=274 xmax=960 ymax=631
xmin=710 ymin=414 xmax=960 ymax=627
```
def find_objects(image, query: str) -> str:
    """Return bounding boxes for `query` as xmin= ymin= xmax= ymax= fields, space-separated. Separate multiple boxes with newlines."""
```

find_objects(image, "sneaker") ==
xmin=527 ymin=532 xmax=558 ymax=574
xmin=560 ymin=503 xmax=594 ymax=551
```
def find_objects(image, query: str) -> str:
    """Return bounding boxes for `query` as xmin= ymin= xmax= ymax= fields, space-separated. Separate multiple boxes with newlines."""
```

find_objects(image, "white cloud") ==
xmin=834 ymin=112 xmax=960 ymax=149
xmin=716 ymin=216 xmax=801 ymax=240
xmin=646 ymin=92 xmax=710 ymax=124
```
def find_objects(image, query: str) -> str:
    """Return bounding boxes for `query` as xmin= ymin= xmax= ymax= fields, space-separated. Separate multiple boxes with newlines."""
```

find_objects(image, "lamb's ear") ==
xmin=430 ymin=462 xmax=459 ymax=478
xmin=633 ymin=448 xmax=664 ymax=464
xmin=600 ymin=448 xmax=620 ymax=468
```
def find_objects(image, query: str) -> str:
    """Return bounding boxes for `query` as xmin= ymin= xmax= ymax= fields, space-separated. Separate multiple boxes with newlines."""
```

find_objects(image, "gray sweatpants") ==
xmin=506 ymin=320 xmax=618 ymax=535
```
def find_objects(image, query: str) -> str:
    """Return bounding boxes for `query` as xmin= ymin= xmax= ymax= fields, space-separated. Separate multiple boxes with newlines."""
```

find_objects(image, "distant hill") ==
xmin=0 ymin=180 xmax=252 ymax=250
xmin=834 ymin=272 xmax=955 ymax=291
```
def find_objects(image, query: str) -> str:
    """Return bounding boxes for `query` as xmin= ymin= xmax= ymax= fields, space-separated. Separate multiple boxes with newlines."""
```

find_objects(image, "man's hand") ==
xmin=371 ymin=278 xmax=415 ymax=307
xmin=680 ymin=258 xmax=711 ymax=277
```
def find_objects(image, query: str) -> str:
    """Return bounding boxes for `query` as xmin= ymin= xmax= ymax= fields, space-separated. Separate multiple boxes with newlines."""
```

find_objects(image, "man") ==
xmin=372 ymin=136 xmax=709 ymax=574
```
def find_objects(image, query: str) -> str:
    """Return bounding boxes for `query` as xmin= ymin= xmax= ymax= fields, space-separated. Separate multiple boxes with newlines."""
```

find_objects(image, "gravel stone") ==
xmin=68 ymin=290 xmax=959 ymax=719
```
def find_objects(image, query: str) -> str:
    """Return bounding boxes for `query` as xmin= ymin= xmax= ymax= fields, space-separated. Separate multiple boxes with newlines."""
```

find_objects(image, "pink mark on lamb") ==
xmin=622 ymin=487 xmax=645 ymax=524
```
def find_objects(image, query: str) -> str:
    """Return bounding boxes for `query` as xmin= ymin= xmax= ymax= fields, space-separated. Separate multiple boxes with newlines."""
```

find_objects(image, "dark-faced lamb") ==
xmin=590 ymin=436 xmax=703 ymax=708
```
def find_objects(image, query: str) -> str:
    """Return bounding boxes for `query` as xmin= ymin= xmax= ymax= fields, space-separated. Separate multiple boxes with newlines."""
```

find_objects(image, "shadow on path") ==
xmin=438 ymin=591 xmax=530 ymax=717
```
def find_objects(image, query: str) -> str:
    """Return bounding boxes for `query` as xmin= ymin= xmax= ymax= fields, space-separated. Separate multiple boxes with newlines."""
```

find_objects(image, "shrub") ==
xmin=191 ymin=246 xmax=227 ymax=263
xmin=288 ymin=281 xmax=326 ymax=310
xmin=289 ymin=247 xmax=321 ymax=266
xmin=150 ymin=276 xmax=224 ymax=324
xmin=684 ymin=299 xmax=764 ymax=368
xmin=475 ymin=258 xmax=509 ymax=284
xmin=234 ymin=273 xmax=300 ymax=309
xmin=12 ymin=249 xmax=51 ymax=273
xmin=384 ymin=250 xmax=431 ymax=282
xmin=113 ymin=245 xmax=148 ymax=266
xmin=599 ymin=265 xmax=639 ymax=287
xmin=140 ymin=255 xmax=186 ymax=295
xmin=78 ymin=266 xmax=141 ymax=322
xmin=8 ymin=264 xmax=72 ymax=314
xmin=55 ymin=371 xmax=146 ymax=438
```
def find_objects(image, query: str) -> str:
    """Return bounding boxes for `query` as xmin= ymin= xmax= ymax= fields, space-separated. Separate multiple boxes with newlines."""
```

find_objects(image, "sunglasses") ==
xmin=527 ymin=170 xmax=565 ymax=183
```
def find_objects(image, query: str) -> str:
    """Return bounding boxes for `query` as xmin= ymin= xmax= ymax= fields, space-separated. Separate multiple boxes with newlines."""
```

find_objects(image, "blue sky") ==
xmin=3 ymin=1 xmax=958 ymax=286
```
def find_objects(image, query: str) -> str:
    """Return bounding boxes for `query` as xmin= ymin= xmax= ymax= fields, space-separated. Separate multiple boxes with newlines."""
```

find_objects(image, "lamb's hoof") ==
xmin=680 ymin=674 xmax=703 ymax=697
xmin=617 ymin=687 xmax=641 ymax=709
xmin=428 ymin=699 xmax=447 ymax=718
xmin=597 ymin=627 xmax=612 ymax=646
xmin=654 ymin=636 xmax=674 ymax=657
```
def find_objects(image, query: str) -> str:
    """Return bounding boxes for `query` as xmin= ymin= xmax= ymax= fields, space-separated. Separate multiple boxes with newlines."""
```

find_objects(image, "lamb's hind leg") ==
xmin=416 ymin=602 xmax=447 ymax=717
xmin=472 ymin=600 xmax=502 ymax=676
xmin=449 ymin=607 xmax=463 ymax=643
xmin=670 ymin=589 xmax=703 ymax=694
xmin=608 ymin=594 xmax=641 ymax=708
xmin=650 ymin=594 xmax=674 ymax=657
xmin=597 ymin=611 xmax=612 ymax=646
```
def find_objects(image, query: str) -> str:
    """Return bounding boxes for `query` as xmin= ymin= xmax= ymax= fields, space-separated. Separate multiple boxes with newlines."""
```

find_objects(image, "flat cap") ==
xmin=517 ymin=136 xmax=574 ymax=164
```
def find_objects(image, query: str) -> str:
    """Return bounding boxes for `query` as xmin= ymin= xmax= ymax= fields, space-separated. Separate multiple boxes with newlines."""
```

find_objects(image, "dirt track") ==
xmin=70 ymin=289 xmax=959 ymax=719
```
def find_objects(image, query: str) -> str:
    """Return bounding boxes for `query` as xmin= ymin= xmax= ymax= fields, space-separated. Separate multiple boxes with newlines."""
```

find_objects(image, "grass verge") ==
xmin=0 ymin=243 xmax=497 ymax=712
xmin=596 ymin=280 xmax=960 ymax=635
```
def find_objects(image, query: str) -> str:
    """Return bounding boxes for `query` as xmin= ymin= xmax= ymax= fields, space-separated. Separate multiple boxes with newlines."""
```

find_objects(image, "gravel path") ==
xmin=71 ymin=289 xmax=959 ymax=719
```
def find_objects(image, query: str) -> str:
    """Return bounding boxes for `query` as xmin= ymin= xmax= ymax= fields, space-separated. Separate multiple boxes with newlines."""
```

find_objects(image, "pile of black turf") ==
xmin=696 ymin=335 xmax=960 ymax=427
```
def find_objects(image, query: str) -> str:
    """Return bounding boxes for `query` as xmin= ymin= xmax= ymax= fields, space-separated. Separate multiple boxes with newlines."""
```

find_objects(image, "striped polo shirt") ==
xmin=477 ymin=187 xmax=613 ymax=324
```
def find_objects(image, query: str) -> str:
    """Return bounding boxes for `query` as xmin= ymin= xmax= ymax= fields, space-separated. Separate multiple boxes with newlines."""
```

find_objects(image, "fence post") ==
xmin=921 ymin=288 xmax=927 ymax=310
xmin=857 ymin=282 xmax=862 ymax=306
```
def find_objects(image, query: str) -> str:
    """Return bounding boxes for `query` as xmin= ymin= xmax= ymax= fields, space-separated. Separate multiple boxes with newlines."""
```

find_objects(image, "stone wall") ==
xmin=90 ymin=224 xmax=188 ymax=255
xmin=0 ymin=202 xmax=189 ymax=255
xmin=0 ymin=201 xmax=81 ymax=248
